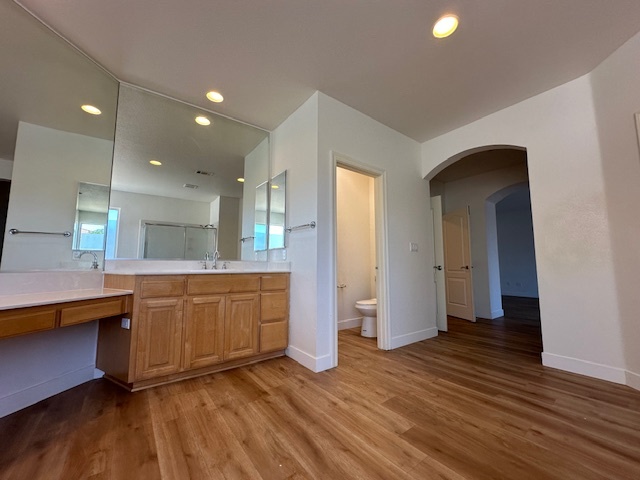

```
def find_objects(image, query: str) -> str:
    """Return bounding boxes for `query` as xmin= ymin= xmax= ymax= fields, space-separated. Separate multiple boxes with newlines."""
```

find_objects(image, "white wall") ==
xmin=422 ymin=75 xmax=627 ymax=384
xmin=0 ymin=271 xmax=104 ymax=417
xmin=273 ymin=92 xmax=435 ymax=372
xmin=317 ymin=93 xmax=436 ymax=356
xmin=271 ymin=93 xmax=320 ymax=370
xmin=589 ymin=31 xmax=640 ymax=389
xmin=2 ymin=122 xmax=113 ymax=270
xmin=496 ymin=190 xmax=539 ymax=298
xmin=438 ymin=164 xmax=529 ymax=318
xmin=0 ymin=158 xmax=12 ymax=180
xmin=336 ymin=168 xmax=375 ymax=329
xmin=109 ymin=190 xmax=211 ymax=258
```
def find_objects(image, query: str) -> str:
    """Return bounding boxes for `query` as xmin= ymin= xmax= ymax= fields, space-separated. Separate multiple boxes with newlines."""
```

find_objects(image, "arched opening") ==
xmin=429 ymin=145 xmax=543 ymax=358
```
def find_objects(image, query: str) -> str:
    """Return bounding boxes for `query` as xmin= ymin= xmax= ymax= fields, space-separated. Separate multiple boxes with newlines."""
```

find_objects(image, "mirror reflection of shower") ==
xmin=141 ymin=221 xmax=217 ymax=260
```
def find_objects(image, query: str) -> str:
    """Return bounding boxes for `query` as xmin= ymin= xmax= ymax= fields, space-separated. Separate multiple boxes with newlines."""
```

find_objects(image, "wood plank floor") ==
xmin=1 ymin=316 xmax=639 ymax=479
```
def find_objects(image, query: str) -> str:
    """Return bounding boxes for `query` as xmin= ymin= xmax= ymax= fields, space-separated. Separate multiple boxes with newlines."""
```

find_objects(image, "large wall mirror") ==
xmin=109 ymin=85 xmax=270 ymax=262
xmin=0 ymin=2 xmax=118 ymax=271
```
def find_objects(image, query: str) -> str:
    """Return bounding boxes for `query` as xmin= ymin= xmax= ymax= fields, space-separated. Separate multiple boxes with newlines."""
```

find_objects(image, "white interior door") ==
xmin=443 ymin=207 xmax=475 ymax=322
xmin=431 ymin=196 xmax=447 ymax=331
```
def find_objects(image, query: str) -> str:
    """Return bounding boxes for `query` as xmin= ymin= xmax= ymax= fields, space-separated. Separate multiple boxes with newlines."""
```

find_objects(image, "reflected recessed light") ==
xmin=149 ymin=160 xmax=162 ymax=166
xmin=433 ymin=15 xmax=459 ymax=38
xmin=271 ymin=185 xmax=279 ymax=189
xmin=81 ymin=104 xmax=101 ymax=115
xmin=237 ymin=177 xmax=245 ymax=183
xmin=195 ymin=116 xmax=211 ymax=126
xmin=206 ymin=91 xmax=224 ymax=103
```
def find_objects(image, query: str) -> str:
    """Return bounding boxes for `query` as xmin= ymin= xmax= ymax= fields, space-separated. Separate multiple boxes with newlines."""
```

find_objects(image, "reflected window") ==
xmin=75 ymin=223 xmax=105 ymax=250
xmin=269 ymin=225 xmax=284 ymax=250
xmin=254 ymin=223 xmax=267 ymax=251
xmin=105 ymin=208 xmax=119 ymax=259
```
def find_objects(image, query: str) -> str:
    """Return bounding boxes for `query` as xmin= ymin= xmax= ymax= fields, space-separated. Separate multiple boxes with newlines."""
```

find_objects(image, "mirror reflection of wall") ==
xmin=269 ymin=171 xmax=287 ymax=250
xmin=0 ymin=2 xmax=118 ymax=271
xmin=109 ymin=85 xmax=269 ymax=262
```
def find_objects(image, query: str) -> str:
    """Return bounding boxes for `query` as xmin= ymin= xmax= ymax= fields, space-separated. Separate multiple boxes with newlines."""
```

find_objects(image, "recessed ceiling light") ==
xmin=195 ymin=116 xmax=211 ymax=126
xmin=81 ymin=104 xmax=101 ymax=115
xmin=206 ymin=91 xmax=224 ymax=103
xmin=149 ymin=160 xmax=162 ymax=166
xmin=433 ymin=15 xmax=459 ymax=38
xmin=237 ymin=177 xmax=245 ymax=183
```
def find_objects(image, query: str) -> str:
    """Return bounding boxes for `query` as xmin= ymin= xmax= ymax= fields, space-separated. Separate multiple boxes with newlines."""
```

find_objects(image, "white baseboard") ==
xmin=390 ymin=327 xmax=438 ymax=349
xmin=626 ymin=370 xmax=640 ymax=391
xmin=490 ymin=309 xmax=504 ymax=319
xmin=541 ymin=352 xmax=626 ymax=384
xmin=286 ymin=345 xmax=335 ymax=373
xmin=338 ymin=317 xmax=362 ymax=330
xmin=0 ymin=364 xmax=96 ymax=418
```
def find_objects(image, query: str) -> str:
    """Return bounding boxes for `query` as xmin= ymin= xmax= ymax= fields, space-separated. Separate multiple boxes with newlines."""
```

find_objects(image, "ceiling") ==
xmin=15 ymin=0 xmax=640 ymax=143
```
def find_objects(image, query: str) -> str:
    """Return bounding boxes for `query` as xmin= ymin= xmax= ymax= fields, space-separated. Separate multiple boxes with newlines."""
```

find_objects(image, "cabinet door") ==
xmin=224 ymin=294 xmax=259 ymax=361
xmin=183 ymin=296 xmax=225 ymax=370
xmin=135 ymin=298 xmax=183 ymax=381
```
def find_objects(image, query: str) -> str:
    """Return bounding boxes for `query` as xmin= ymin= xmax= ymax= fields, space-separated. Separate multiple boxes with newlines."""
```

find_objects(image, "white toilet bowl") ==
xmin=355 ymin=298 xmax=377 ymax=338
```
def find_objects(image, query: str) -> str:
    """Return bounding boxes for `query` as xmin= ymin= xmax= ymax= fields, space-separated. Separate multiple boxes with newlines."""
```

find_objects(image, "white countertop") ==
xmin=104 ymin=260 xmax=290 ymax=275
xmin=104 ymin=269 xmax=290 ymax=275
xmin=0 ymin=288 xmax=133 ymax=311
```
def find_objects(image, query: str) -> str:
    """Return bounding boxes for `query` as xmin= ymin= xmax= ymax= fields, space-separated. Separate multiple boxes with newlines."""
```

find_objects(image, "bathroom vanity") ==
xmin=0 ymin=289 xmax=132 ymax=340
xmin=99 ymin=271 xmax=289 ymax=391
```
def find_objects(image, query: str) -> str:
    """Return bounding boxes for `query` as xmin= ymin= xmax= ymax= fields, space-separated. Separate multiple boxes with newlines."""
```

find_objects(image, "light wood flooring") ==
xmin=1 ymin=317 xmax=639 ymax=479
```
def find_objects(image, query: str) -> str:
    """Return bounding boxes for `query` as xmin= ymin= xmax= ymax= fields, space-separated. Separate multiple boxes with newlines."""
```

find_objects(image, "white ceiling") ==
xmin=16 ymin=0 xmax=640 ymax=142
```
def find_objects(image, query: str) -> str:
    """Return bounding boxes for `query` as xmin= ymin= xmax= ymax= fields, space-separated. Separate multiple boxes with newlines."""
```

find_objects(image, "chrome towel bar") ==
xmin=285 ymin=221 xmax=316 ymax=233
xmin=9 ymin=228 xmax=72 ymax=237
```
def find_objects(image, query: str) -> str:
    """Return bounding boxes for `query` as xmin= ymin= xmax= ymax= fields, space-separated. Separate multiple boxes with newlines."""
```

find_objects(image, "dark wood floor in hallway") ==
xmin=1 ymin=316 xmax=639 ymax=479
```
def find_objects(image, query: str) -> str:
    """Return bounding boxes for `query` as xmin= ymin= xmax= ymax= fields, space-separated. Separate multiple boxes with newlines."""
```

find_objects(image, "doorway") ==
xmin=332 ymin=153 xmax=389 ymax=365
xmin=429 ymin=147 xmax=542 ymax=353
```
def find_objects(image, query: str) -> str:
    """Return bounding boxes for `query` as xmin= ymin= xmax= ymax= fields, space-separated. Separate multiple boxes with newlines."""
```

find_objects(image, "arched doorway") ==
xmin=429 ymin=145 xmax=543 ymax=357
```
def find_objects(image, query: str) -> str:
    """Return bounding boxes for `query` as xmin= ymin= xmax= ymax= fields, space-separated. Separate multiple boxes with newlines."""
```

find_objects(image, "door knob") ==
xmin=461 ymin=265 xmax=469 ymax=270
xmin=337 ymin=284 xmax=347 ymax=288
xmin=433 ymin=265 xmax=442 ymax=270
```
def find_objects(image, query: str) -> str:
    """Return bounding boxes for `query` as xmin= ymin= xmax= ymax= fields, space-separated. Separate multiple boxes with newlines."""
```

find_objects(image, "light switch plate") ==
xmin=410 ymin=242 xmax=418 ymax=252
xmin=121 ymin=317 xmax=131 ymax=330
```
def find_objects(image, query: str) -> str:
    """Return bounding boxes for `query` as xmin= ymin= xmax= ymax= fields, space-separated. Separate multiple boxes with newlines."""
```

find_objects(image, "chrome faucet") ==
xmin=201 ymin=251 xmax=220 ymax=270
xmin=79 ymin=251 xmax=99 ymax=270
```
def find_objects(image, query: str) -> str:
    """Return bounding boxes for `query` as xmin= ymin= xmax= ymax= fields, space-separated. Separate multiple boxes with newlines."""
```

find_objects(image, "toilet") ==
xmin=355 ymin=298 xmax=377 ymax=338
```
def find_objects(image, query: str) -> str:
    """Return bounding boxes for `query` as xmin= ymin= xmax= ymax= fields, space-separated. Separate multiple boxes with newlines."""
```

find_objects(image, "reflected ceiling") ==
xmin=112 ymin=85 xmax=268 ymax=202
xmin=0 ymin=1 xmax=117 ymax=161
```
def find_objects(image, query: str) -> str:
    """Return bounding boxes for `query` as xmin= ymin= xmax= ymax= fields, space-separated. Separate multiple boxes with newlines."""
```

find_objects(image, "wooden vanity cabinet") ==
xmin=135 ymin=297 xmax=184 ymax=380
xmin=260 ymin=275 xmax=289 ymax=352
xmin=100 ymin=272 xmax=289 ymax=391
xmin=183 ymin=295 xmax=225 ymax=369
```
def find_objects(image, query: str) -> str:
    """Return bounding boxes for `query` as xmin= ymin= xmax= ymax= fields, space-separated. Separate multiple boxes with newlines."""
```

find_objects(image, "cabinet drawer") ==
xmin=60 ymin=297 xmax=129 ymax=327
xmin=140 ymin=276 xmax=185 ymax=298
xmin=187 ymin=275 xmax=259 ymax=295
xmin=261 ymin=292 xmax=288 ymax=322
xmin=0 ymin=307 xmax=56 ymax=339
xmin=260 ymin=275 xmax=289 ymax=291
xmin=260 ymin=320 xmax=288 ymax=353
